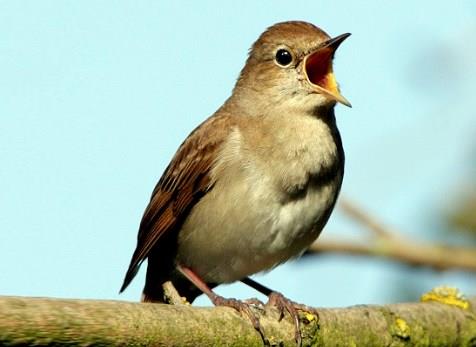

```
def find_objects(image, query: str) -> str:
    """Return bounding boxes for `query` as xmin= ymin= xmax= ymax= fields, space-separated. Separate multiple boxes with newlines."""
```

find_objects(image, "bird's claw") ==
xmin=211 ymin=292 xmax=318 ymax=347
xmin=244 ymin=297 xmax=266 ymax=307
xmin=212 ymin=295 xmax=269 ymax=346
xmin=266 ymin=292 xmax=319 ymax=347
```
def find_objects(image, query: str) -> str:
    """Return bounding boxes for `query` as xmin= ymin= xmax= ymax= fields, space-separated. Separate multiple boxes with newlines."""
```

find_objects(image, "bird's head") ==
xmin=232 ymin=21 xmax=351 ymax=114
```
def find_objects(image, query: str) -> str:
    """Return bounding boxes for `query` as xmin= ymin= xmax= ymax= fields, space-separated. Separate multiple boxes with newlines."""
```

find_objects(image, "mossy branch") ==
xmin=1 ymin=289 xmax=475 ymax=346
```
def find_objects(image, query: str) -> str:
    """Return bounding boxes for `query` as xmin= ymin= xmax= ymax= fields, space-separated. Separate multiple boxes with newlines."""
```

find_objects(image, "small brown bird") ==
xmin=121 ymin=21 xmax=350 ymax=344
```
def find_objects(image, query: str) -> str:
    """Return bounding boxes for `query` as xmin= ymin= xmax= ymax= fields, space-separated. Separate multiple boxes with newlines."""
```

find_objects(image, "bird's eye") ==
xmin=275 ymin=49 xmax=293 ymax=67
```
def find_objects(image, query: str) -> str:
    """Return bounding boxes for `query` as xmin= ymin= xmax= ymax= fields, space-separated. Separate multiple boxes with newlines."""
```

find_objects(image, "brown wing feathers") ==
xmin=120 ymin=115 xmax=230 ymax=293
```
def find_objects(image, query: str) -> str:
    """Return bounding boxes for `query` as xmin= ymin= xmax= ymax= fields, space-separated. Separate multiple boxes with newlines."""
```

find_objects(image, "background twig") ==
xmin=304 ymin=199 xmax=476 ymax=272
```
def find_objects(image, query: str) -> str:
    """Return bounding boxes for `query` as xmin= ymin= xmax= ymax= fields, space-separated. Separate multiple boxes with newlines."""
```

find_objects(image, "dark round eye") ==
xmin=275 ymin=49 xmax=293 ymax=66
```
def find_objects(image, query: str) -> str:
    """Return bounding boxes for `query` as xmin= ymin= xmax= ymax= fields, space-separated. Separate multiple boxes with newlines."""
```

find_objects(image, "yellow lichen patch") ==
xmin=420 ymin=286 xmax=470 ymax=310
xmin=304 ymin=312 xmax=316 ymax=322
xmin=394 ymin=318 xmax=410 ymax=339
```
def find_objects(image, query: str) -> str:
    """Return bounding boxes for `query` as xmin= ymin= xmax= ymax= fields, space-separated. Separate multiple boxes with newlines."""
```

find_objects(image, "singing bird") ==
xmin=121 ymin=21 xmax=350 ymax=344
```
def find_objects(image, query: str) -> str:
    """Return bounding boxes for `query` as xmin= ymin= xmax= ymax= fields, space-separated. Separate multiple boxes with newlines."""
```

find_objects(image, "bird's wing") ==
xmin=120 ymin=114 xmax=232 ymax=292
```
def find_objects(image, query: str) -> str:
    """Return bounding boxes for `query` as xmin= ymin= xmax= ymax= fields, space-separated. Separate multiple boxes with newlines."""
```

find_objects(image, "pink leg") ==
xmin=177 ymin=265 xmax=268 ymax=345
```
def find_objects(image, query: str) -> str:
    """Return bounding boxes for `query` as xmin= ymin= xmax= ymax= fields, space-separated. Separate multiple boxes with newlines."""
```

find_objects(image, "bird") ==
xmin=120 ymin=21 xmax=350 ymax=345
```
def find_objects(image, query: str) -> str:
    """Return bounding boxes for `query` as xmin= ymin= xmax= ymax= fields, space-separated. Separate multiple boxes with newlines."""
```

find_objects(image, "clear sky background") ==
xmin=1 ymin=1 xmax=475 ymax=307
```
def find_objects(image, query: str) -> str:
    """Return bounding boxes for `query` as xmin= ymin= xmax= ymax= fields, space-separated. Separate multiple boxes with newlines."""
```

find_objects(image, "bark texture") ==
xmin=0 ymin=293 xmax=475 ymax=346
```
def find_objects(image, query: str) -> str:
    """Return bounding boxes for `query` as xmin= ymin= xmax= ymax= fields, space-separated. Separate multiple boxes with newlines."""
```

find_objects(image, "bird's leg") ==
xmin=177 ymin=265 xmax=268 ymax=345
xmin=241 ymin=277 xmax=273 ymax=296
xmin=242 ymin=277 xmax=319 ymax=347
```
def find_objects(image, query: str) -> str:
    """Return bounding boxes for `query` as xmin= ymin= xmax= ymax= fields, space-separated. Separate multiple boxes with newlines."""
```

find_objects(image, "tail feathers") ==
xmin=141 ymin=290 xmax=166 ymax=303
xmin=119 ymin=262 xmax=141 ymax=294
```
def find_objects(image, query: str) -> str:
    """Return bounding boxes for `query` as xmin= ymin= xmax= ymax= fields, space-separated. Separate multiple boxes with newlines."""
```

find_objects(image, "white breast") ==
xmin=177 ymin=112 xmax=343 ymax=283
xmin=267 ymin=180 xmax=340 ymax=254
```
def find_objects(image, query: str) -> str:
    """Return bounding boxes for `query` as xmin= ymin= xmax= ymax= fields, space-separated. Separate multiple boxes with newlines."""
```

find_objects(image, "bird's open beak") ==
xmin=303 ymin=33 xmax=351 ymax=107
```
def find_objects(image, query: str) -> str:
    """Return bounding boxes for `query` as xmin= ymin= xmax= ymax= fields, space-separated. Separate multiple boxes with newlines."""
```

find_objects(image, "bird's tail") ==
xmin=142 ymin=263 xmax=214 ymax=304
xmin=141 ymin=288 xmax=167 ymax=303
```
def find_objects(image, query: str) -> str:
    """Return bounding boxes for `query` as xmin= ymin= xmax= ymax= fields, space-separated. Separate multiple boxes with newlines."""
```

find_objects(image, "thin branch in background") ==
xmin=308 ymin=237 xmax=476 ymax=272
xmin=447 ymin=189 xmax=476 ymax=234
xmin=338 ymin=199 xmax=395 ymax=239
xmin=304 ymin=198 xmax=476 ymax=272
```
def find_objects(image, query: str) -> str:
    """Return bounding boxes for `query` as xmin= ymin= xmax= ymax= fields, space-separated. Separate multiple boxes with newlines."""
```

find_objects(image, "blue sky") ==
xmin=1 ymin=1 xmax=475 ymax=307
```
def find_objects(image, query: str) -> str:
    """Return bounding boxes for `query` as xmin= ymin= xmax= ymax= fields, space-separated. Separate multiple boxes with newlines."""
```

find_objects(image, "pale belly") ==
xmin=176 ymin=111 xmax=344 ymax=283
xmin=176 ymin=170 xmax=342 ymax=283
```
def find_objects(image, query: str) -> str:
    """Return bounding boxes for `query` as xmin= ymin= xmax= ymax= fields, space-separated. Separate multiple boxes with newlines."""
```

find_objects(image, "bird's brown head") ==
xmin=232 ymin=21 xmax=351 ymax=114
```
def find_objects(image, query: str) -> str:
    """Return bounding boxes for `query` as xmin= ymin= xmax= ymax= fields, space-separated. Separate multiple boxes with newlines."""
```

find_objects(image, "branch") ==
xmin=1 ymin=289 xmax=475 ymax=346
xmin=339 ymin=199 xmax=395 ymax=239
xmin=305 ymin=199 xmax=476 ymax=272
xmin=308 ymin=237 xmax=476 ymax=271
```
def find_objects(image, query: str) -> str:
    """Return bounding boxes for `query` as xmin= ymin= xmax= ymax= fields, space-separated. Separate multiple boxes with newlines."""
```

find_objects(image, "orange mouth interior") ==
xmin=304 ymin=47 xmax=338 ymax=94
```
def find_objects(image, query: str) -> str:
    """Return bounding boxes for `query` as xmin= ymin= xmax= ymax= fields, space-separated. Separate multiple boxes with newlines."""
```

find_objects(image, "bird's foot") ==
xmin=244 ymin=297 xmax=266 ymax=306
xmin=266 ymin=292 xmax=319 ymax=347
xmin=178 ymin=266 xmax=268 ymax=343
xmin=211 ymin=295 xmax=269 ymax=346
